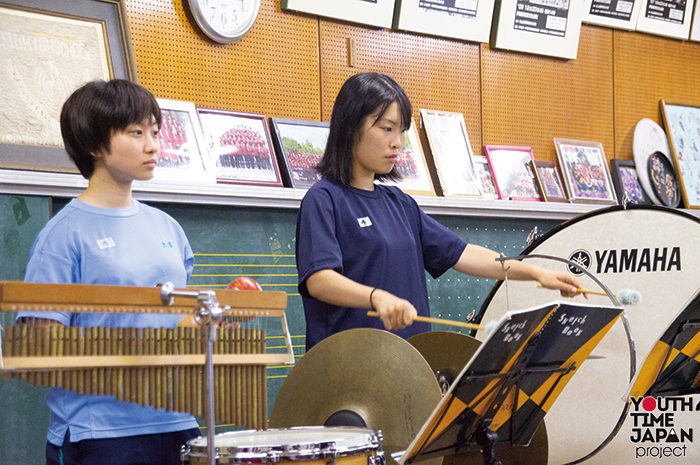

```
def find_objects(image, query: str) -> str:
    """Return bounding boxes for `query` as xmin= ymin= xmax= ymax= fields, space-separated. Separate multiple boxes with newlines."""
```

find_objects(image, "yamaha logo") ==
xmin=568 ymin=249 xmax=591 ymax=275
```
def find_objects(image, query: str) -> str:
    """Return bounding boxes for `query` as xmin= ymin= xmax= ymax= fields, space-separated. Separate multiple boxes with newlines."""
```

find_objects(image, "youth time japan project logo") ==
xmin=630 ymin=397 xmax=695 ymax=460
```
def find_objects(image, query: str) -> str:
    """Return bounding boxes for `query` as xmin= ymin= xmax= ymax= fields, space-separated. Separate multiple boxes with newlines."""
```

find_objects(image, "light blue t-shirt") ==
xmin=17 ymin=199 xmax=199 ymax=446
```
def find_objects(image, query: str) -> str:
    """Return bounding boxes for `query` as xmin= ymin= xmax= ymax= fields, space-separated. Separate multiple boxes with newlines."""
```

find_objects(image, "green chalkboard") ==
xmin=0 ymin=194 xmax=52 ymax=465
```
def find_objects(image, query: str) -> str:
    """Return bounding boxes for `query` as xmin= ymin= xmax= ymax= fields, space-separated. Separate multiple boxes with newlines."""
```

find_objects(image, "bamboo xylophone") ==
xmin=0 ymin=281 xmax=294 ymax=431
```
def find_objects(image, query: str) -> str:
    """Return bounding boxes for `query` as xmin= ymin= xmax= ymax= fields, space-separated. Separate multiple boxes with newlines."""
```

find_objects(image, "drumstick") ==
xmin=537 ymin=285 xmax=642 ymax=305
xmin=366 ymin=310 xmax=486 ymax=331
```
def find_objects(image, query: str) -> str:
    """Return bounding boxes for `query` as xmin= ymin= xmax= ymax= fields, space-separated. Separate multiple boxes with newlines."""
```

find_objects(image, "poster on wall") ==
xmin=281 ymin=0 xmax=396 ymax=28
xmin=582 ymin=0 xmax=643 ymax=30
xmin=0 ymin=0 xmax=138 ymax=174
xmin=392 ymin=0 xmax=496 ymax=43
xmin=490 ymin=0 xmax=584 ymax=59
xmin=636 ymin=0 xmax=694 ymax=39
xmin=689 ymin=0 xmax=700 ymax=40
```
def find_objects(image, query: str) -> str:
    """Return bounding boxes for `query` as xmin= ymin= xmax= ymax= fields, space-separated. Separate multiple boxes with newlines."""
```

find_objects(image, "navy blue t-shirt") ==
xmin=296 ymin=179 xmax=468 ymax=350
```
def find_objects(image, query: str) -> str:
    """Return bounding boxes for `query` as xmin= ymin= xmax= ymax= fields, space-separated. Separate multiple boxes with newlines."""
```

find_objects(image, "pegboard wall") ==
xmin=124 ymin=0 xmax=700 ymax=165
xmin=481 ymin=25 xmax=615 ymax=163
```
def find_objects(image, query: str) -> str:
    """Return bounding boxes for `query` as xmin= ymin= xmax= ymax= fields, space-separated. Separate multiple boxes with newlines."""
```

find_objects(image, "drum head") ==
xmin=476 ymin=205 xmax=700 ymax=464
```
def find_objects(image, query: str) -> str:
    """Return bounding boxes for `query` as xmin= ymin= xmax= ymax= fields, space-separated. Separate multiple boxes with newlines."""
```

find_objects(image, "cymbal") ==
xmin=269 ymin=328 xmax=443 ymax=465
xmin=408 ymin=331 xmax=548 ymax=465
xmin=407 ymin=331 xmax=481 ymax=394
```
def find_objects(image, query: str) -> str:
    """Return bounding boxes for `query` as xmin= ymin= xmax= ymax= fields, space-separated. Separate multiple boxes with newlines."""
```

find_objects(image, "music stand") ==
xmin=396 ymin=301 xmax=623 ymax=465
xmin=628 ymin=287 xmax=700 ymax=399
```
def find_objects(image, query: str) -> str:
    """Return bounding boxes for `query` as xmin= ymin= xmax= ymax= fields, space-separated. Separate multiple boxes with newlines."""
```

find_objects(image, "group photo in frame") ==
xmin=554 ymin=138 xmax=617 ymax=204
xmin=379 ymin=120 xmax=436 ymax=196
xmin=419 ymin=109 xmax=481 ymax=197
xmin=152 ymin=99 xmax=213 ymax=184
xmin=473 ymin=156 xmax=499 ymax=199
xmin=483 ymin=145 xmax=541 ymax=201
xmin=609 ymin=158 xmax=650 ymax=205
xmin=268 ymin=117 xmax=329 ymax=189
xmin=0 ymin=0 xmax=137 ymax=173
xmin=280 ymin=0 xmax=396 ymax=28
xmin=531 ymin=160 xmax=568 ymax=202
xmin=196 ymin=108 xmax=283 ymax=187
xmin=660 ymin=100 xmax=700 ymax=208
xmin=392 ymin=0 xmax=496 ymax=43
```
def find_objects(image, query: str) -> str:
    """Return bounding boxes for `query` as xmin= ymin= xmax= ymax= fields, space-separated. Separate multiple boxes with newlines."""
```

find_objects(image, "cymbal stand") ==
xmin=161 ymin=283 xmax=224 ymax=465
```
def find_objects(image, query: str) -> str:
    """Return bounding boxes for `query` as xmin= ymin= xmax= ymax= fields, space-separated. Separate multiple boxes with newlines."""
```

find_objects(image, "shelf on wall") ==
xmin=0 ymin=168 xmax=633 ymax=221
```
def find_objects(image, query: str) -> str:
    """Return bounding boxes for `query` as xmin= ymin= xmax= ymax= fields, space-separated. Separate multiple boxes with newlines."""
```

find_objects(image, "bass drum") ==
xmin=475 ymin=204 xmax=700 ymax=464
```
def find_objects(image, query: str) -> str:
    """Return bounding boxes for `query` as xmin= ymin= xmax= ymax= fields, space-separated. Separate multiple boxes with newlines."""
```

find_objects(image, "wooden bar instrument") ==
xmin=0 ymin=281 xmax=294 ymax=430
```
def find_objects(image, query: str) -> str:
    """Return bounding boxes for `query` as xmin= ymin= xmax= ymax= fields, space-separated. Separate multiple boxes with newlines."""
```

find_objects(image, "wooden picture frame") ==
xmin=483 ymin=146 xmax=541 ymax=201
xmin=532 ymin=160 xmax=569 ymax=202
xmin=419 ymin=109 xmax=481 ymax=198
xmin=554 ymin=138 xmax=617 ymax=204
xmin=609 ymin=158 xmax=651 ymax=205
xmin=196 ymin=108 xmax=284 ymax=187
xmin=0 ymin=0 xmax=138 ymax=174
xmin=582 ymin=0 xmax=643 ymax=30
xmin=636 ymin=0 xmax=694 ymax=39
xmin=268 ymin=117 xmax=329 ymax=189
xmin=152 ymin=99 xmax=214 ymax=184
xmin=392 ymin=0 xmax=495 ymax=43
xmin=379 ymin=119 xmax=436 ymax=196
xmin=660 ymin=100 xmax=700 ymax=208
xmin=473 ymin=156 xmax=499 ymax=199
xmin=281 ymin=0 xmax=396 ymax=28
xmin=490 ymin=0 xmax=585 ymax=59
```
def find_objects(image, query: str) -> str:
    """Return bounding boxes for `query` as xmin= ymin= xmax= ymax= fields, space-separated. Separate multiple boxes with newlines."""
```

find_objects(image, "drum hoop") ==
xmin=183 ymin=427 xmax=380 ymax=461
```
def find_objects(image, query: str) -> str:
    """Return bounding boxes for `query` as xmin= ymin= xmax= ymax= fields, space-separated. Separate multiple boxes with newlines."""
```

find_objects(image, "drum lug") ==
xmin=368 ymin=451 xmax=386 ymax=465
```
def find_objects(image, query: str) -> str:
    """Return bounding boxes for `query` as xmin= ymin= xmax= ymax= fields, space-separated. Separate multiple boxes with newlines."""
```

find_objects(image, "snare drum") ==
xmin=181 ymin=426 xmax=385 ymax=465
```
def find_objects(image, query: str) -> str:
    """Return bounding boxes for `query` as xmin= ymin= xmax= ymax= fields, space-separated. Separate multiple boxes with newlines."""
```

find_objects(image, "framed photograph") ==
xmin=582 ymin=0 xmax=643 ymax=30
xmin=0 ymin=0 xmax=138 ymax=174
xmin=281 ymin=0 xmax=396 ymax=28
xmin=490 ymin=0 xmax=585 ymax=59
xmin=483 ymin=146 xmax=541 ymax=201
xmin=392 ymin=0 xmax=496 ymax=43
xmin=473 ymin=156 xmax=499 ymax=199
xmin=419 ymin=109 xmax=481 ymax=197
xmin=609 ymin=159 xmax=651 ymax=205
xmin=636 ymin=0 xmax=694 ymax=39
xmin=532 ymin=160 xmax=568 ymax=202
xmin=379 ymin=120 xmax=436 ymax=196
xmin=153 ymin=99 xmax=213 ymax=183
xmin=660 ymin=100 xmax=700 ymax=208
xmin=196 ymin=108 xmax=284 ymax=187
xmin=648 ymin=151 xmax=682 ymax=207
xmin=554 ymin=138 xmax=617 ymax=204
xmin=269 ymin=117 xmax=329 ymax=189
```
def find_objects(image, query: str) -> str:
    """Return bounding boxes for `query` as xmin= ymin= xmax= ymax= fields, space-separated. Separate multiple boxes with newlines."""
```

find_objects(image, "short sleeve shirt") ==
xmin=296 ymin=179 xmax=467 ymax=350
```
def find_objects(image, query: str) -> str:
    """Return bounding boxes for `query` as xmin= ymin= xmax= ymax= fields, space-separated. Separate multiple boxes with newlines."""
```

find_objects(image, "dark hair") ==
xmin=315 ymin=73 xmax=412 ymax=186
xmin=60 ymin=79 xmax=162 ymax=179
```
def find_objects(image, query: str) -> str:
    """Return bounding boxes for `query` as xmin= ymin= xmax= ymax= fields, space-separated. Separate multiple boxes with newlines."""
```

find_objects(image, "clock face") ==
xmin=189 ymin=0 xmax=261 ymax=43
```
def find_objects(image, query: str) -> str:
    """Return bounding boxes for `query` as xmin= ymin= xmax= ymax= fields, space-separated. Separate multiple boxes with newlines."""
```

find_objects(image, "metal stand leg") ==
xmin=204 ymin=324 xmax=217 ymax=465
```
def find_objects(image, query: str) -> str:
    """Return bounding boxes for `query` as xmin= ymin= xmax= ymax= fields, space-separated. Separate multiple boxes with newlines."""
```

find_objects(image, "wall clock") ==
xmin=187 ymin=0 xmax=261 ymax=43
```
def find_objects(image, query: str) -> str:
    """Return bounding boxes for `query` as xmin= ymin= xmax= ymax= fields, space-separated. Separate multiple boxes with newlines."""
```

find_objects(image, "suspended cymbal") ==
xmin=269 ymin=328 xmax=443 ymax=465
xmin=407 ymin=331 xmax=481 ymax=395
xmin=408 ymin=331 xmax=548 ymax=465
